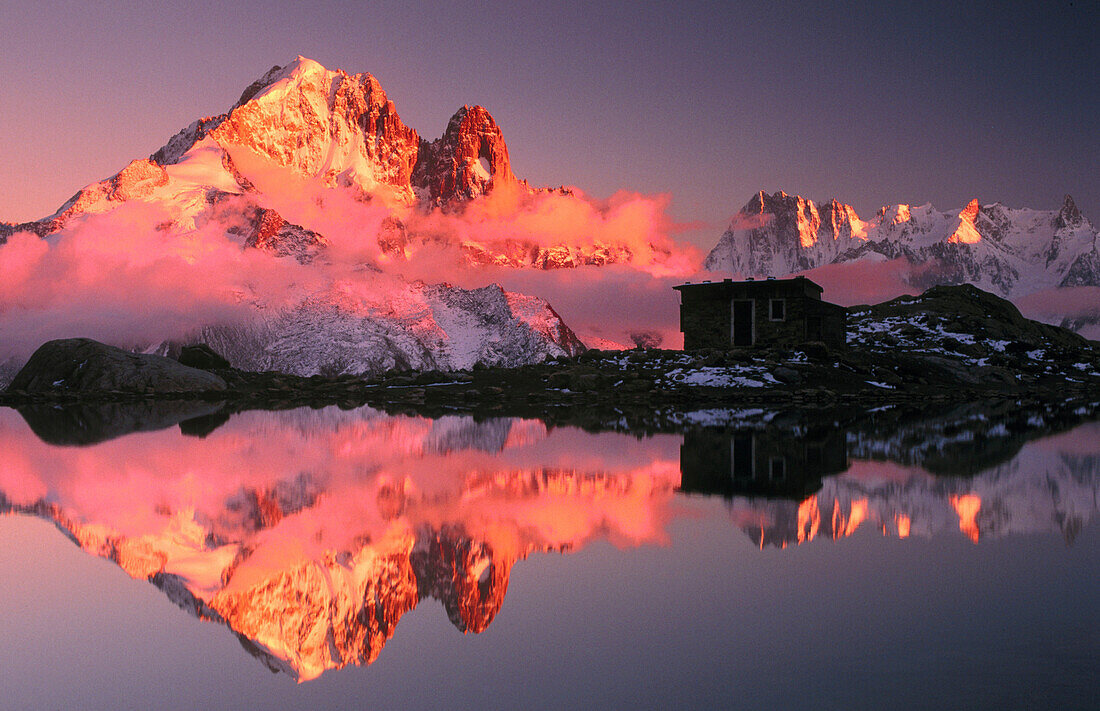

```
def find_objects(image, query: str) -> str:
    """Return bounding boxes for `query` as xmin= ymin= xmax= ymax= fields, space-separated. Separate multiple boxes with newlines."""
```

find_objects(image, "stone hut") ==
xmin=673 ymin=276 xmax=846 ymax=349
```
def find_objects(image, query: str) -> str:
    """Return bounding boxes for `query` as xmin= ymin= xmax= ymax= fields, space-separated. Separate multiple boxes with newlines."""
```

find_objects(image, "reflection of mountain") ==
xmin=729 ymin=438 xmax=1100 ymax=548
xmin=7 ymin=468 xmax=670 ymax=681
xmin=185 ymin=523 xmax=513 ymax=679
xmin=2 ymin=403 xmax=1099 ymax=680
xmin=674 ymin=413 xmax=1100 ymax=548
xmin=0 ymin=407 xmax=679 ymax=680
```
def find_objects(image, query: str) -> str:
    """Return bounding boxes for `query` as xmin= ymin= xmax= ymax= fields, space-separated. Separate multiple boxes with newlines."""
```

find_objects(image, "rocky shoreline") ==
xmin=2 ymin=344 xmax=1098 ymax=433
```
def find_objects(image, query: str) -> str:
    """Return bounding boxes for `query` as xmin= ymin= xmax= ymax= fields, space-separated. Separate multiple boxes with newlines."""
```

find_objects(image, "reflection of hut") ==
xmin=673 ymin=276 xmax=846 ymax=349
xmin=678 ymin=427 xmax=848 ymax=500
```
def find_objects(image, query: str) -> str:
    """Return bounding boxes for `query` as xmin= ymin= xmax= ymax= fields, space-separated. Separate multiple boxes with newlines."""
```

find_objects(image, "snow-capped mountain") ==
xmin=705 ymin=190 xmax=1099 ymax=297
xmin=0 ymin=57 xmax=606 ymax=378
xmin=0 ymin=56 xmax=645 ymax=270
xmin=192 ymin=279 xmax=585 ymax=376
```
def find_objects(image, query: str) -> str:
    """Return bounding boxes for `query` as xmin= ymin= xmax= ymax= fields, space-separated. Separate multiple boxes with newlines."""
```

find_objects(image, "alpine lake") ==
xmin=1 ymin=392 xmax=1097 ymax=711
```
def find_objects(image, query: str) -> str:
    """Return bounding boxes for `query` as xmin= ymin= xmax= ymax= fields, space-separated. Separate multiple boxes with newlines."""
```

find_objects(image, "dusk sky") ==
xmin=1 ymin=0 xmax=1096 ymax=247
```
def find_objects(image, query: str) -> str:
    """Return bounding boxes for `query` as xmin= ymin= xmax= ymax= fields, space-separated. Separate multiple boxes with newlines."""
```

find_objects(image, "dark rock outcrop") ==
xmin=1056 ymin=194 xmax=1083 ymax=229
xmin=178 ymin=343 xmax=232 ymax=370
xmin=864 ymin=284 xmax=1089 ymax=349
xmin=7 ymin=338 xmax=227 ymax=394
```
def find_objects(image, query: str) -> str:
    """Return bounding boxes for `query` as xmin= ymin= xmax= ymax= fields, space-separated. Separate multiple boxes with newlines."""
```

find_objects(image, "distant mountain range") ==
xmin=705 ymin=190 xmax=1099 ymax=297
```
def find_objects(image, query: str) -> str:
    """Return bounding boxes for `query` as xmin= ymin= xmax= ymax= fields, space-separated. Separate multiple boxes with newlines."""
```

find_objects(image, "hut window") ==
xmin=769 ymin=299 xmax=786 ymax=321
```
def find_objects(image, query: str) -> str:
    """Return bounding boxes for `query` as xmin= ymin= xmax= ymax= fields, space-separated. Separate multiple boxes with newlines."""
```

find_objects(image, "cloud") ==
xmin=0 ymin=201 xmax=311 ymax=363
xmin=1016 ymin=286 xmax=1100 ymax=319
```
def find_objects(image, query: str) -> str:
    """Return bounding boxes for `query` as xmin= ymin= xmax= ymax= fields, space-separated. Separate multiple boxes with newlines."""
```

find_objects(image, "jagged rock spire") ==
xmin=412 ymin=105 xmax=517 ymax=206
xmin=1056 ymin=194 xmax=1083 ymax=229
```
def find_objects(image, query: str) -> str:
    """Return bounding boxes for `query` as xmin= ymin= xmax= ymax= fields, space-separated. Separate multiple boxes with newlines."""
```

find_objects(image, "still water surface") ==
xmin=0 ymin=403 xmax=1097 ymax=709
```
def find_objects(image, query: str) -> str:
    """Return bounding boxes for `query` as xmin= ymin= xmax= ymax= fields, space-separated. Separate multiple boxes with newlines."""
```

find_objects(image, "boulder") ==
xmin=8 ymin=338 xmax=227 ymax=394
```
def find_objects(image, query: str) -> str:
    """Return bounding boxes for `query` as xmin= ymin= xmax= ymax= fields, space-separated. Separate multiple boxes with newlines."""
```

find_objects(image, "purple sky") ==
xmin=0 ymin=0 xmax=1096 ymax=248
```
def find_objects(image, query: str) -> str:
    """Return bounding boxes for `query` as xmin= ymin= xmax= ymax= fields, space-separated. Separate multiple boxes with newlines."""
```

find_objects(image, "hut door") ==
xmin=806 ymin=316 xmax=822 ymax=341
xmin=732 ymin=300 xmax=754 ymax=346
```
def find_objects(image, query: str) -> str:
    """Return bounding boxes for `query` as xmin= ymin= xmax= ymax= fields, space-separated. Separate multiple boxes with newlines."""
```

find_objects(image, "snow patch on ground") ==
xmin=662 ymin=365 xmax=778 ymax=389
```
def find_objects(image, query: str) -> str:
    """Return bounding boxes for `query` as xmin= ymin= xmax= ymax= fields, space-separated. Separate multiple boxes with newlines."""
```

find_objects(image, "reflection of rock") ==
xmin=847 ymin=400 xmax=1096 ymax=476
xmin=7 ymin=338 xmax=226 ymax=394
xmin=211 ymin=551 xmax=419 ymax=679
xmin=17 ymin=400 xmax=226 ymax=446
xmin=679 ymin=426 xmax=847 ymax=500
xmin=178 ymin=410 xmax=231 ymax=438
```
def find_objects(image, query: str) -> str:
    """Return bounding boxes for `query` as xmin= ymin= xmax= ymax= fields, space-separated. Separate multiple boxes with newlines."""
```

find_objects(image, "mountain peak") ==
xmin=1056 ymin=194 xmax=1083 ymax=229
xmin=946 ymin=199 xmax=982 ymax=244
xmin=740 ymin=190 xmax=807 ymax=217
xmin=960 ymin=198 xmax=981 ymax=222
xmin=742 ymin=190 xmax=768 ymax=215
xmin=289 ymin=54 xmax=325 ymax=72
xmin=412 ymin=105 xmax=517 ymax=206
xmin=156 ymin=59 xmax=532 ymax=208
xmin=270 ymin=55 xmax=328 ymax=82
xmin=877 ymin=203 xmax=913 ymax=225
xmin=232 ymin=57 xmax=332 ymax=108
